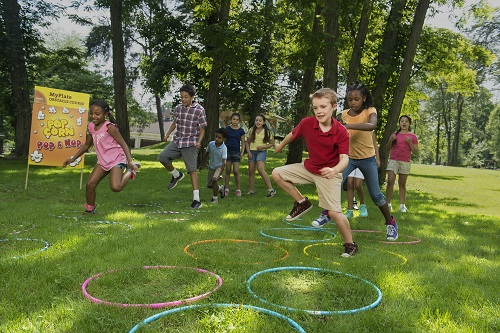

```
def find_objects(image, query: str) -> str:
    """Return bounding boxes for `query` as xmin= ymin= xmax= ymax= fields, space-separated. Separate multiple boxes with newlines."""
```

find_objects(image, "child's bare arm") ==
xmin=319 ymin=154 xmax=349 ymax=179
xmin=63 ymin=133 xmax=92 ymax=166
xmin=275 ymin=132 xmax=293 ymax=153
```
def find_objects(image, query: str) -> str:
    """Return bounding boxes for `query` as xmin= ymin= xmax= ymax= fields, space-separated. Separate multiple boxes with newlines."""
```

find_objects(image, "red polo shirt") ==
xmin=291 ymin=116 xmax=349 ymax=175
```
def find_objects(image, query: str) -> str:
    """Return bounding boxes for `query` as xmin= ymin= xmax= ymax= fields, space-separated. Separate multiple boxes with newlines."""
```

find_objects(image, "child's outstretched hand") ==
xmin=63 ymin=158 xmax=73 ymax=167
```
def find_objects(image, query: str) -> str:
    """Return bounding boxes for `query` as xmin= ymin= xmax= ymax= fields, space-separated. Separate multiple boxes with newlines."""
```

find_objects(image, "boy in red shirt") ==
xmin=272 ymin=88 xmax=357 ymax=257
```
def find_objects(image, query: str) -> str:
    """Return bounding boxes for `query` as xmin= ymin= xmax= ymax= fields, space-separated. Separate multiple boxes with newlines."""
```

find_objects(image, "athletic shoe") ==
xmin=247 ymin=190 xmax=255 ymax=195
xmin=168 ymin=172 xmax=185 ymax=189
xmin=235 ymin=190 xmax=242 ymax=197
xmin=341 ymin=242 xmax=358 ymax=258
xmin=285 ymin=198 xmax=313 ymax=221
xmin=209 ymin=197 xmax=218 ymax=204
xmin=127 ymin=162 xmax=141 ymax=180
xmin=386 ymin=217 xmax=399 ymax=241
xmin=219 ymin=185 xmax=225 ymax=199
xmin=359 ymin=204 xmax=368 ymax=217
xmin=399 ymin=204 xmax=408 ymax=213
xmin=311 ymin=209 xmax=331 ymax=228
xmin=353 ymin=198 xmax=359 ymax=210
xmin=345 ymin=210 xmax=354 ymax=219
xmin=83 ymin=203 xmax=97 ymax=215
xmin=267 ymin=189 xmax=277 ymax=197
xmin=224 ymin=188 xmax=229 ymax=196
xmin=190 ymin=200 xmax=202 ymax=209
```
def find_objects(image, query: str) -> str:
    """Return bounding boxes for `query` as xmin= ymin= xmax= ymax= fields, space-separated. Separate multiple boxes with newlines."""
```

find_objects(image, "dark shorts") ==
xmin=226 ymin=150 xmax=241 ymax=163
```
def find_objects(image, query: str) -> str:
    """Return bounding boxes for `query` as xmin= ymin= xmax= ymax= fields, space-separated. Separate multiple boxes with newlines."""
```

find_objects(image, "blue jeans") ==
xmin=342 ymin=156 xmax=386 ymax=207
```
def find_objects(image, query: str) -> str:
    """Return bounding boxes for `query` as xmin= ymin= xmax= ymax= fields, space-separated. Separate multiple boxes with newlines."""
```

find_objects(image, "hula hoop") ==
xmin=148 ymin=210 xmax=187 ymax=215
xmin=303 ymin=242 xmax=407 ymax=266
xmin=260 ymin=227 xmax=336 ymax=242
xmin=247 ymin=266 xmax=382 ymax=315
xmin=0 ymin=238 xmax=49 ymax=260
xmin=352 ymin=229 xmax=421 ymax=245
xmin=128 ymin=303 xmax=306 ymax=333
xmin=184 ymin=239 xmax=289 ymax=264
xmin=6 ymin=224 xmax=35 ymax=235
xmin=82 ymin=265 xmax=222 ymax=308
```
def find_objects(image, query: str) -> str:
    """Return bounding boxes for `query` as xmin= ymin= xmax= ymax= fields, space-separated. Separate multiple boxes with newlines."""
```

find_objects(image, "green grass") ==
xmin=0 ymin=145 xmax=499 ymax=332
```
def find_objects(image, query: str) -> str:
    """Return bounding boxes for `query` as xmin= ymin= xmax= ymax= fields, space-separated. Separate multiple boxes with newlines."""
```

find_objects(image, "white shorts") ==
xmin=348 ymin=168 xmax=364 ymax=180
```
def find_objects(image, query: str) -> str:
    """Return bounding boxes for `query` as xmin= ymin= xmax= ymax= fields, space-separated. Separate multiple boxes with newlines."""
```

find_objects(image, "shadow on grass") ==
xmin=411 ymin=173 xmax=464 ymax=181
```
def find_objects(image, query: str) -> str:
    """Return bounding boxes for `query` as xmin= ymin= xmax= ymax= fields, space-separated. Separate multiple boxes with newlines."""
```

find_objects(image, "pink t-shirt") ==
xmin=389 ymin=132 xmax=418 ymax=162
xmin=88 ymin=121 xmax=126 ymax=171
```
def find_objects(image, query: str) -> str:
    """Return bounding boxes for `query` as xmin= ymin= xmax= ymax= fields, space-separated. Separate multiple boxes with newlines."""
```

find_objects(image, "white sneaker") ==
xmin=399 ymin=205 xmax=408 ymax=213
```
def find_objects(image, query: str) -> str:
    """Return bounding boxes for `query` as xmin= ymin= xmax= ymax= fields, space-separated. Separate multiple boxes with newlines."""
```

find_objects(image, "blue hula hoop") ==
xmin=260 ymin=227 xmax=336 ymax=242
xmin=247 ymin=266 xmax=382 ymax=315
xmin=0 ymin=238 xmax=49 ymax=260
xmin=128 ymin=303 xmax=306 ymax=333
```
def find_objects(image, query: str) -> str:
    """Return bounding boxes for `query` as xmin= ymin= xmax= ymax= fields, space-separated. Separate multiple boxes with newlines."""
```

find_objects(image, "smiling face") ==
xmin=347 ymin=90 xmax=366 ymax=113
xmin=254 ymin=116 xmax=264 ymax=128
xmin=312 ymin=96 xmax=336 ymax=125
xmin=399 ymin=116 xmax=411 ymax=131
xmin=180 ymin=91 xmax=194 ymax=107
xmin=90 ymin=104 xmax=106 ymax=126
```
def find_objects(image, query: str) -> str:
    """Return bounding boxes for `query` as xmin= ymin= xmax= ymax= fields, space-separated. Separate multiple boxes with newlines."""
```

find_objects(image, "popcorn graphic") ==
xmin=76 ymin=117 xmax=82 ymax=126
xmin=30 ymin=150 xmax=43 ymax=163
xmin=69 ymin=156 xmax=82 ymax=167
xmin=78 ymin=107 xmax=87 ymax=114
xmin=37 ymin=111 xmax=45 ymax=120
xmin=49 ymin=106 xmax=57 ymax=114
xmin=62 ymin=107 xmax=69 ymax=114
xmin=33 ymin=130 xmax=37 ymax=134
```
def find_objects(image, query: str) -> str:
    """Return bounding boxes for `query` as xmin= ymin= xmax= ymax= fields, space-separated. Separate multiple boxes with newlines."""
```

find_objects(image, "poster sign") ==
xmin=28 ymin=86 xmax=90 ymax=168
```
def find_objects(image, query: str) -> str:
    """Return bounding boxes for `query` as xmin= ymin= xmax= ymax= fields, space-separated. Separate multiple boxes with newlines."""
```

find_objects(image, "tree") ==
xmin=378 ymin=0 xmax=430 ymax=181
xmin=109 ymin=0 xmax=130 ymax=144
xmin=1 ymin=0 xmax=32 ymax=157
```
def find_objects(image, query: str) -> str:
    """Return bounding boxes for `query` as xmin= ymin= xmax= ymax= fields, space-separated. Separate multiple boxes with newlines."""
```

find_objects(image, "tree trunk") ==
xmin=2 ymin=0 xmax=31 ymax=157
xmin=203 ymin=0 xmax=231 ymax=155
xmin=345 ymin=0 xmax=373 ymax=102
xmin=286 ymin=3 xmax=323 ymax=165
xmin=110 ymin=0 xmax=130 ymax=145
xmin=155 ymin=94 xmax=165 ymax=140
xmin=371 ymin=0 xmax=407 ymax=114
xmin=450 ymin=93 xmax=463 ymax=166
xmin=322 ymin=0 xmax=339 ymax=91
xmin=378 ymin=0 xmax=430 ymax=183
xmin=435 ymin=112 xmax=441 ymax=165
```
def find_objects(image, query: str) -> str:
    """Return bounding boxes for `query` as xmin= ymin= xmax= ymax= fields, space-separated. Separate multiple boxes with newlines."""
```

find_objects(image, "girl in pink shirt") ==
xmin=63 ymin=100 xmax=139 ymax=214
xmin=386 ymin=115 xmax=419 ymax=212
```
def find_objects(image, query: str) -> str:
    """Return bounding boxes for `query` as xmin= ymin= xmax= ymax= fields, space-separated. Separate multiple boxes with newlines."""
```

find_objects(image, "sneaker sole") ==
xmin=285 ymin=204 xmax=313 ymax=222
xmin=168 ymin=173 xmax=185 ymax=189
xmin=386 ymin=235 xmax=399 ymax=241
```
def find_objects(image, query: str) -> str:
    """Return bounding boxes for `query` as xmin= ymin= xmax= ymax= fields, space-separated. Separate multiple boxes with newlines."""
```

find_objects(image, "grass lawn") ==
xmin=1 ymin=145 xmax=499 ymax=332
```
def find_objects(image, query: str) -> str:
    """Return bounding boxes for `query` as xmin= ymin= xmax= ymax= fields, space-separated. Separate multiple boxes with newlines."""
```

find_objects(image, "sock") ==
xmin=170 ymin=169 xmax=180 ymax=178
xmin=213 ymin=196 xmax=218 ymax=200
xmin=193 ymin=190 xmax=200 ymax=202
xmin=298 ymin=198 xmax=305 ymax=203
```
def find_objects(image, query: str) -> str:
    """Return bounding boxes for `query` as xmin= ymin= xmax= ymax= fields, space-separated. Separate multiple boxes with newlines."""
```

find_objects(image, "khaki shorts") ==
xmin=273 ymin=162 xmax=342 ymax=212
xmin=386 ymin=159 xmax=411 ymax=175
xmin=206 ymin=167 xmax=222 ymax=187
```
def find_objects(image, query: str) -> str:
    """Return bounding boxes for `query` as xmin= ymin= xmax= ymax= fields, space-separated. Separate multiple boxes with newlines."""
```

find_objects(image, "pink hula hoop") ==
xmin=82 ymin=265 xmax=222 ymax=308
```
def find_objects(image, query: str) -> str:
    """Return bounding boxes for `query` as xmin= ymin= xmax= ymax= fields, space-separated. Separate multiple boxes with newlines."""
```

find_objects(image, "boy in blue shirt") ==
xmin=200 ymin=128 xmax=228 ymax=203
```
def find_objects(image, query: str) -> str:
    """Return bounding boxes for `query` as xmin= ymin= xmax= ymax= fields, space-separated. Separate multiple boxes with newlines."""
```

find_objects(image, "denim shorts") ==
xmin=249 ymin=150 xmax=267 ymax=163
xmin=227 ymin=150 xmax=241 ymax=163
